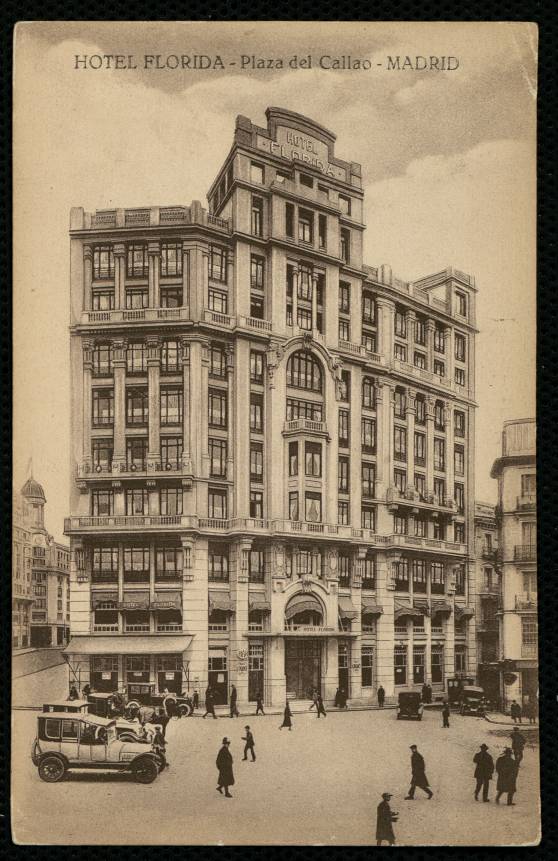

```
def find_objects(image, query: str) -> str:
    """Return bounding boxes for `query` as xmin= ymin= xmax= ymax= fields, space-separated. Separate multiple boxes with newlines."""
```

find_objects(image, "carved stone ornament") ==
xmin=327 ymin=548 xmax=338 ymax=571
xmin=299 ymin=574 xmax=314 ymax=593
xmin=273 ymin=543 xmax=285 ymax=572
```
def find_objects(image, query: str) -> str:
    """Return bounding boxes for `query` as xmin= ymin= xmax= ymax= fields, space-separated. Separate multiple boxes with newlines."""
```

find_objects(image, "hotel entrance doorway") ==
xmin=285 ymin=640 xmax=322 ymax=699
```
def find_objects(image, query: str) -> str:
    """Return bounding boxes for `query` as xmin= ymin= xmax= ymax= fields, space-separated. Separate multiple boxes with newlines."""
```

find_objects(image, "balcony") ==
xmin=65 ymin=514 xmax=190 ymax=534
xmin=516 ymin=494 xmax=536 ymax=511
xmin=388 ymin=534 xmax=466 ymax=555
xmin=93 ymin=624 xmax=119 ymax=633
xmin=203 ymin=308 xmax=234 ymax=328
xmin=77 ymin=461 xmax=185 ymax=481
xmin=476 ymin=619 xmax=499 ymax=634
xmin=514 ymin=544 xmax=536 ymax=562
xmin=338 ymin=339 xmax=385 ymax=366
xmin=481 ymin=544 xmax=497 ymax=560
xmin=80 ymin=307 xmax=190 ymax=325
xmin=283 ymin=418 xmax=329 ymax=437
xmin=431 ymin=626 xmax=444 ymax=636
xmin=237 ymin=315 xmax=272 ymax=333
xmin=521 ymin=643 xmax=537 ymax=659
xmin=386 ymin=486 xmax=454 ymax=516
xmin=124 ymin=623 xmax=150 ymax=633
xmin=515 ymin=594 xmax=537 ymax=611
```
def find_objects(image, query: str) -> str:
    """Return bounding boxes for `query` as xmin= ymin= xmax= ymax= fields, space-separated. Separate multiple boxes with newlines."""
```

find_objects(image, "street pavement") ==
xmin=11 ymin=665 xmax=540 ymax=846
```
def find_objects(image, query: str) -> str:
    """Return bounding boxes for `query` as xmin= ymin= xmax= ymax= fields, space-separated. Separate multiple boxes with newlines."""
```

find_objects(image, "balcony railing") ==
xmin=93 ymin=624 xmax=119 ymax=633
xmin=514 ymin=545 xmax=536 ymax=562
xmin=81 ymin=307 xmax=190 ymax=325
xmin=124 ymin=624 xmax=150 ymax=633
xmin=283 ymin=418 xmax=328 ymax=435
xmin=248 ymin=622 xmax=264 ymax=632
xmin=65 ymin=515 xmax=188 ymax=532
xmin=156 ymin=624 xmax=182 ymax=632
xmin=431 ymin=626 xmax=444 ymax=636
xmin=209 ymin=623 xmax=228 ymax=632
xmin=516 ymin=494 xmax=536 ymax=510
xmin=203 ymin=308 xmax=234 ymax=328
xmin=521 ymin=643 xmax=537 ymax=659
xmin=515 ymin=594 xmax=537 ymax=611
xmin=481 ymin=545 xmax=497 ymax=560
xmin=238 ymin=315 xmax=272 ymax=333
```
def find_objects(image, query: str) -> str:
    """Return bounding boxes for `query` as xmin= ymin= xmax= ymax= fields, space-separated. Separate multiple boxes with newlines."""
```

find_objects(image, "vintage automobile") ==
xmin=42 ymin=700 xmax=90 ymax=714
xmin=31 ymin=711 xmax=163 ymax=783
xmin=459 ymin=685 xmax=487 ymax=716
xmin=396 ymin=690 xmax=424 ymax=721
xmin=87 ymin=690 xmax=193 ymax=719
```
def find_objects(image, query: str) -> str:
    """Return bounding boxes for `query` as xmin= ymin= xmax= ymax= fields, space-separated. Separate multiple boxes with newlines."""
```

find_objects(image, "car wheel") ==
xmin=131 ymin=757 xmax=159 ymax=784
xmin=179 ymin=703 xmax=192 ymax=717
xmin=38 ymin=755 xmax=66 ymax=783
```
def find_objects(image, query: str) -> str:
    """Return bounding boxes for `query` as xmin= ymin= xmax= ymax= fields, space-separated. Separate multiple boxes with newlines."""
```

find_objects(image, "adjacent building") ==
xmin=474 ymin=501 xmax=500 ymax=704
xmin=12 ymin=487 xmax=34 ymax=648
xmin=65 ymin=107 xmax=478 ymax=707
xmin=490 ymin=418 xmax=537 ymax=711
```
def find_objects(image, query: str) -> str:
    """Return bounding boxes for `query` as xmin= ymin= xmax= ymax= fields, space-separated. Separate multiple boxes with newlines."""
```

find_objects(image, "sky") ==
xmin=13 ymin=22 xmax=537 ymax=543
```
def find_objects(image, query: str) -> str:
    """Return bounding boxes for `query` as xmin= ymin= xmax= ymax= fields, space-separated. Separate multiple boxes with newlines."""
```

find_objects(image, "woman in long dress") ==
xmin=279 ymin=701 xmax=293 ymax=730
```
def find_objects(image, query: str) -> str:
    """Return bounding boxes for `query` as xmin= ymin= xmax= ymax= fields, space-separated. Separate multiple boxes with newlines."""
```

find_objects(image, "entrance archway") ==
xmin=284 ymin=593 xmax=324 ymax=698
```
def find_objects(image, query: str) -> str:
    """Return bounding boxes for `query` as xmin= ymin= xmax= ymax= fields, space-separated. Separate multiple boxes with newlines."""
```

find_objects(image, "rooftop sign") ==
xmin=256 ymin=125 xmax=346 ymax=180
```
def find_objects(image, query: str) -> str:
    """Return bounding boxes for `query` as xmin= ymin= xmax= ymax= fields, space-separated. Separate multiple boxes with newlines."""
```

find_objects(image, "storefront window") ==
xmin=394 ymin=646 xmax=407 ymax=685
xmin=431 ymin=646 xmax=444 ymax=683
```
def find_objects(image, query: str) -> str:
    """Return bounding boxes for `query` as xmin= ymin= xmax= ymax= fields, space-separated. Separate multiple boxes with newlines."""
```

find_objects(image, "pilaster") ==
xmin=83 ymin=246 xmax=93 ymax=312
xmin=148 ymin=241 xmax=160 ymax=308
xmin=147 ymin=338 xmax=161 ymax=465
xmin=112 ymin=339 xmax=127 ymax=464
xmin=82 ymin=340 xmax=93 ymax=465
xmin=113 ymin=243 xmax=126 ymax=310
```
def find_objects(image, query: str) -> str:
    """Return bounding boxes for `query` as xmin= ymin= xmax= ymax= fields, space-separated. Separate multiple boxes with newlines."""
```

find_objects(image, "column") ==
xmin=349 ymin=369 xmax=362 ymax=526
xmin=229 ymin=540 xmax=251 ymax=705
xmin=425 ymin=396 xmax=435 ymax=497
xmin=234 ymin=339 xmax=251 ymax=520
xmin=444 ymin=563 xmax=456 ymax=683
xmin=113 ymin=481 xmax=125 ymax=515
xmin=181 ymin=244 xmax=189 ymax=310
xmin=147 ymin=338 xmax=161 ymax=467
xmin=181 ymin=340 xmax=192 ymax=473
xmin=202 ymin=250 xmax=210 ymax=316
xmin=426 ymin=320 xmax=435 ymax=372
xmin=83 ymin=246 xmax=93 ymax=312
xmin=406 ymin=390 xmax=416 ymax=489
xmin=113 ymin=243 xmax=126 ymax=310
xmin=292 ymin=268 xmax=299 ymax=328
xmin=376 ymin=298 xmax=395 ymax=361
xmin=227 ymin=253 xmax=235 ymax=317
xmin=112 ymin=340 xmax=127 ymax=465
xmin=444 ymin=327 xmax=454 ymax=386
xmin=147 ymin=241 xmax=160 ymax=308
xmin=226 ymin=348 xmax=235 ymax=500
xmin=406 ymin=309 xmax=416 ymax=360
xmin=182 ymin=536 xmax=209 ymax=696
xmin=311 ymin=272 xmax=319 ymax=332
xmin=82 ymin=340 xmax=93 ymax=465
xmin=445 ymin=401 xmax=454 ymax=506
xmin=376 ymin=551 xmax=396 ymax=698
xmin=350 ymin=547 xmax=366 ymax=701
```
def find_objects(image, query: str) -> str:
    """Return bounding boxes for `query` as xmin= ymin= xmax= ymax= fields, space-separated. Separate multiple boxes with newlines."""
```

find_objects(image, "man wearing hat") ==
xmin=405 ymin=745 xmax=433 ymax=800
xmin=216 ymin=737 xmax=235 ymax=798
xmin=495 ymin=747 xmax=518 ymax=805
xmin=376 ymin=792 xmax=398 ymax=846
xmin=242 ymin=725 xmax=256 ymax=761
xmin=473 ymin=743 xmax=494 ymax=801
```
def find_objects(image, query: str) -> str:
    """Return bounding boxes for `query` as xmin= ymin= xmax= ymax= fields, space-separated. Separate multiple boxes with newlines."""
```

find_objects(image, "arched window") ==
xmin=362 ymin=377 xmax=376 ymax=409
xmin=286 ymin=350 xmax=322 ymax=393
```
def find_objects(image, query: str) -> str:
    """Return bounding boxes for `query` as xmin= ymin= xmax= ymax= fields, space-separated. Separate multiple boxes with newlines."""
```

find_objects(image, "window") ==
xmin=414 ymin=352 xmax=426 ymax=369
xmin=455 ymin=367 xmax=466 ymax=387
xmin=415 ymin=395 xmax=426 ymax=425
xmin=208 ymin=546 xmax=229 ymax=581
xmin=126 ymin=488 xmax=148 ymax=515
xmin=394 ymin=469 xmax=406 ymax=494
xmin=415 ymin=318 xmax=426 ymax=345
xmin=362 ymin=418 xmax=376 ymax=453
xmin=454 ymin=522 xmax=465 ymax=543
xmin=362 ymin=378 xmax=376 ymax=409
xmin=434 ymin=402 xmax=445 ymax=430
xmin=289 ymin=491 xmax=299 ymax=521
xmin=340 ymin=228 xmax=350 ymax=262
xmin=339 ymin=282 xmax=351 ymax=313
xmin=434 ymin=438 xmax=445 ymax=471
xmin=394 ymin=390 xmax=406 ymax=418
xmin=92 ymin=344 xmax=112 ymax=376
xmin=209 ymin=438 xmax=227 ymax=478
xmin=434 ymin=477 xmax=446 ymax=505
xmin=127 ymin=243 xmax=147 ymax=277
xmin=286 ymin=398 xmax=323 ymax=422
xmin=92 ymin=439 xmax=113 ymax=471
xmin=92 ymin=546 xmax=119 ymax=579
xmin=305 ymin=492 xmax=322 ymax=523
xmin=431 ymin=646 xmax=444 ymax=684
xmin=288 ymin=441 xmax=298 ymax=476
xmin=394 ymin=426 xmax=407 ymax=462
xmin=250 ymin=491 xmax=263 ymax=519
xmin=318 ymin=214 xmax=327 ymax=249
xmin=160 ymin=387 xmax=183 ymax=425
xmin=250 ymin=162 xmax=264 ymax=184
xmin=338 ymin=500 xmax=349 ymax=525
xmin=249 ymin=549 xmax=265 ymax=583
xmin=250 ymin=255 xmax=265 ymax=290
xmin=208 ymin=389 xmax=227 ymax=428
xmin=304 ymin=442 xmax=322 ymax=478
xmin=394 ymin=310 xmax=407 ymax=338
xmin=298 ymin=208 xmax=313 ymax=243
xmin=455 ymin=646 xmax=467 ymax=674
xmin=250 ymin=443 xmax=264 ymax=482
xmin=339 ymin=410 xmax=350 ymax=447
xmin=434 ymin=326 xmax=445 ymax=353
xmin=93 ymin=245 xmax=114 ymax=279
xmin=92 ymin=389 xmax=114 ymax=427
xmin=338 ymin=456 xmax=350 ymax=492
xmin=394 ymin=343 xmax=407 ymax=362
xmin=338 ymin=370 xmax=350 ymax=402
xmin=126 ymin=387 xmax=148 ymax=426
xmin=521 ymin=521 xmax=536 ymax=548
xmin=455 ymin=333 xmax=466 ymax=362
xmin=127 ymin=437 xmax=148 ymax=470
xmin=456 ymin=291 xmax=467 ymax=317
xmin=299 ymin=172 xmax=313 ymax=188
xmin=360 ymin=646 xmax=375 ymax=687
xmin=339 ymin=319 xmax=350 ymax=341
xmin=454 ymin=445 xmax=465 ymax=476
xmin=250 ymin=394 xmax=263 ymax=432
xmin=361 ymin=332 xmax=376 ymax=353
xmin=209 ymin=345 xmax=227 ymax=379
xmin=521 ymin=617 xmax=537 ymax=657
xmin=394 ymin=646 xmax=407 ymax=686
xmin=160 ymin=242 xmax=182 ymax=277
xmin=338 ymin=554 xmax=351 ymax=587
xmin=124 ymin=546 xmax=150 ymax=578
xmin=454 ymin=410 xmax=465 ymax=437
xmin=209 ymin=246 xmax=227 ymax=282
xmin=431 ymin=562 xmax=445 ymax=594
xmin=250 ymin=351 xmax=264 ymax=384
xmin=127 ymin=342 xmax=146 ymax=375
xmin=126 ymin=288 xmax=148 ymax=310
xmin=521 ymin=473 xmax=536 ymax=496
xmin=362 ymin=293 xmax=375 ymax=325
xmin=414 ymin=432 xmax=426 ymax=466
xmin=161 ymin=340 xmax=180 ymax=374
xmin=362 ymin=463 xmax=375 ymax=498
xmin=454 ymin=483 xmax=465 ymax=514
xmin=361 ymin=506 xmax=376 ymax=531
xmin=339 ymin=194 xmax=351 ymax=215
xmin=160 ymin=285 xmax=183 ymax=308
xmin=394 ymin=514 xmax=407 ymax=535
xmin=287 ymin=351 xmax=322 ymax=392
xmin=285 ymin=202 xmax=294 ymax=238
xmin=92 ymin=289 xmax=114 ymax=311
xmin=415 ymin=516 xmax=427 ymax=538
xmin=433 ymin=360 xmax=445 ymax=376
xmin=91 ymin=489 xmax=114 ymax=516
xmin=251 ymin=196 xmax=264 ymax=237
xmin=522 ymin=571 xmax=537 ymax=596
xmin=160 ymin=436 xmax=182 ymax=469
xmin=209 ymin=288 xmax=228 ymax=314
xmin=208 ymin=488 xmax=228 ymax=520
xmin=362 ymin=555 xmax=376 ymax=588
xmin=433 ymin=519 xmax=445 ymax=540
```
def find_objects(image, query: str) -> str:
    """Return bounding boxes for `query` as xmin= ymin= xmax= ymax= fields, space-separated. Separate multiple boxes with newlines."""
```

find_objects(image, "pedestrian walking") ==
xmin=316 ymin=693 xmax=327 ymax=718
xmin=156 ymin=707 xmax=170 ymax=739
xmin=309 ymin=688 xmax=319 ymax=711
xmin=242 ymin=725 xmax=256 ymax=761
xmin=473 ymin=743 xmax=494 ymax=802
xmin=510 ymin=700 xmax=522 ymax=724
xmin=442 ymin=700 xmax=450 ymax=728
xmin=334 ymin=687 xmax=341 ymax=708
xmin=153 ymin=725 xmax=169 ymax=769
xmin=495 ymin=748 xmax=518 ymax=805
xmin=376 ymin=792 xmax=398 ymax=846
xmin=203 ymin=686 xmax=217 ymax=720
xmin=192 ymin=690 xmax=199 ymax=711
xmin=510 ymin=727 xmax=526 ymax=766
xmin=377 ymin=685 xmax=385 ymax=708
xmin=421 ymin=683 xmax=428 ymax=703
xmin=255 ymin=692 xmax=266 ymax=716
xmin=405 ymin=745 xmax=433 ymax=800
xmin=230 ymin=685 xmax=240 ymax=718
xmin=216 ymin=737 xmax=234 ymax=798
xmin=525 ymin=697 xmax=537 ymax=724
xmin=279 ymin=701 xmax=293 ymax=730
xmin=425 ymin=683 xmax=432 ymax=704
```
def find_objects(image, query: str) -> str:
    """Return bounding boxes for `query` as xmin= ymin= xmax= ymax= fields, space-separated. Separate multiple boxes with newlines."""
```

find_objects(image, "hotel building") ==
xmin=65 ymin=107 xmax=477 ymax=707
xmin=474 ymin=501 xmax=500 ymax=705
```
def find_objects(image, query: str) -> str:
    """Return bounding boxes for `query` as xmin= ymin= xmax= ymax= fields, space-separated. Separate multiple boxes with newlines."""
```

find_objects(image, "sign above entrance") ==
xmin=256 ymin=126 xmax=346 ymax=181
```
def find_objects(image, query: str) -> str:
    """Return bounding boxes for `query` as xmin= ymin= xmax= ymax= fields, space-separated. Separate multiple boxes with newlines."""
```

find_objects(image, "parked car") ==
xmin=31 ymin=711 xmax=163 ymax=783
xmin=87 ymin=690 xmax=193 ymax=719
xmin=459 ymin=686 xmax=487 ymax=716
xmin=396 ymin=691 xmax=424 ymax=721
xmin=42 ymin=700 xmax=90 ymax=714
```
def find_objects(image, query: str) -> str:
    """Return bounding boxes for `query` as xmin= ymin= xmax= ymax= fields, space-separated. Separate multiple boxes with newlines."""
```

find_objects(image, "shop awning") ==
xmin=91 ymin=591 xmax=118 ymax=609
xmin=249 ymin=595 xmax=271 ymax=612
xmin=64 ymin=635 xmax=193 ymax=655
xmin=394 ymin=600 xmax=424 ymax=621
xmin=361 ymin=601 xmax=383 ymax=616
xmin=455 ymin=606 xmax=475 ymax=621
xmin=431 ymin=600 xmax=453 ymax=616
xmin=338 ymin=596 xmax=358 ymax=620
xmin=413 ymin=599 xmax=430 ymax=617
xmin=285 ymin=593 xmax=322 ymax=620
xmin=151 ymin=591 xmax=182 ymax=610
xmin=118 ymin=591 xmax=149 ymax=610
xmin=209 ymin=592 xmax=234 ymax=613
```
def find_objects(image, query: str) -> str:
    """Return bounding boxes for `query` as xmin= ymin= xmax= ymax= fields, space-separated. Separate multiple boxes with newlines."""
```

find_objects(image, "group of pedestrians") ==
xmin=215 ymin=727 xmax=257 ymax=797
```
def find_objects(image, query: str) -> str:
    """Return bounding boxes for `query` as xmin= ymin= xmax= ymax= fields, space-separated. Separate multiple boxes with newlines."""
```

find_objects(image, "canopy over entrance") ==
xmin=63 ymin=635 xmax=193 ymax=655
xmin=285 ymin=593 xmax=323 ymax=620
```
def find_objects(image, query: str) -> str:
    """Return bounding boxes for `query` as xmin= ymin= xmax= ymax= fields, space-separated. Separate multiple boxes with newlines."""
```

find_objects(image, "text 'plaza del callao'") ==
xmin=64 ymin=106 xmax=479 ymax=713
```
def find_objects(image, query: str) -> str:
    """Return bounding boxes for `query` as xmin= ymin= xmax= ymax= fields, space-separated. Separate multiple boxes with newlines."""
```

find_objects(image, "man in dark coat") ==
xmin=421 ymin=683 xmax=428 ymax=703
xmin=377 ymin=685 xmax=385 ymax=708
xmin=203 ymin=686 xmax=217 ymax=719
xmin=338 ymin=687 xmax=348 ymax=709
xmin=426 ymin=683 xmax=433 ymax=704
xmin=309 ymin=688 xmax=319 ymax=711
xmin=525 ymin=697 xmax=537 ymax=724
xmin=510 ymin=700 xmax=522 ymax=724
xmin=230 ymin=685 xmax=240 ymax=718
xmin=192 ymin=690 xmax=199 ymax=710
xmin=473 ymin=743 xmax=494 ymax=801
xmin=279 ymin=701 xmax=293 ymax=730
xmin=216 ymin=737 xmax=234 ymax=797
xmin=495 ymin=747 xmax=518 ymax=805
xmin=442 ymin=700 xmax=450 ymax=728
xmin=242 ymin=725 xmax=256 ymax=761
xmin=511 ymin=727 xmax=526 ymax=766
xmin=376 ymin=792 xmax=398 ymax=846
xmin=255 ymin=692 xmax=265 ymax=716
xmin=405 ymin=745 xmax=433 ymax=799
xmin=316 ymin=693 xmax=327 ymax=718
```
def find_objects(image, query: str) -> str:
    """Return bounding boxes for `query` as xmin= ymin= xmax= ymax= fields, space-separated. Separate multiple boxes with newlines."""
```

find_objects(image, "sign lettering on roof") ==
xmin=256 ymin=126 xmax=346 ymax=180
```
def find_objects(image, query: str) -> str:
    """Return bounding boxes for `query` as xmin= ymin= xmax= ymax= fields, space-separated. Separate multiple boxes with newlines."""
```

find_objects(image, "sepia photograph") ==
xmin=12 ymin=20 xmax=538 ymax=845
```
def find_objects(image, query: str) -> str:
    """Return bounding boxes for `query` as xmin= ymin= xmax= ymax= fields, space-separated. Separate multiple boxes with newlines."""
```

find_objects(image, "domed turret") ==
xmin=21 ymin=477 xmax=46 ymax=502
xmin=21 ymin=476 xmax=46 ymax=528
